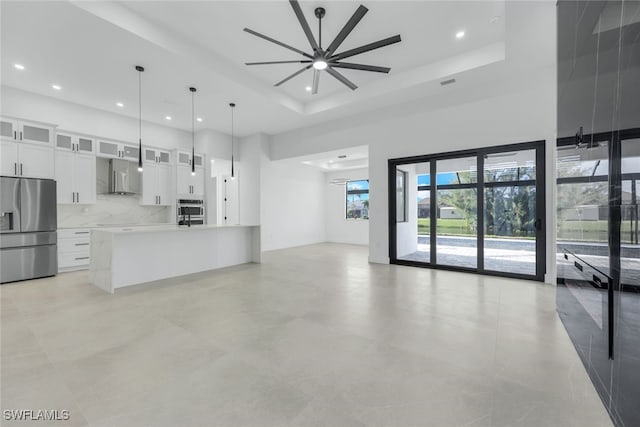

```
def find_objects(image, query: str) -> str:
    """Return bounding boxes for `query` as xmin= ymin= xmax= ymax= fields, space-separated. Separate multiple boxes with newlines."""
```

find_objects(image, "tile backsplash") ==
xmin=57 ymin=194 xmax=171 ymax=227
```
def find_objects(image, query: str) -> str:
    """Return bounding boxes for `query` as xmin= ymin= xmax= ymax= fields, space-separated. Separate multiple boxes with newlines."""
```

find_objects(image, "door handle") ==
xmin=535 ymin=218 xmax=542 ymax=231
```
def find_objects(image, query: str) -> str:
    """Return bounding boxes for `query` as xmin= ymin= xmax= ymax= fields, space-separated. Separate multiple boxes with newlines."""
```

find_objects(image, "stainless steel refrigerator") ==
xmin=1 ymin=177 xmax=57 ymax=283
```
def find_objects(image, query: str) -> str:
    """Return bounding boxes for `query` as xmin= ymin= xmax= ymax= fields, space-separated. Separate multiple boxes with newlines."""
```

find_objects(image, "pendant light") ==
xmin=189 ymin=87 xmax=197 ymax=176
xmin=135 ymin=66 xmax=144 ymax=172
xmin=230 ymin=102 xmax=236 ymax=180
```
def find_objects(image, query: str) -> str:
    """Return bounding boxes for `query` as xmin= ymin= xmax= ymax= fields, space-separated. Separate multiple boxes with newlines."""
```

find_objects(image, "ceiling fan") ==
xmin=243 ymin=0 xmax=401 ymax=94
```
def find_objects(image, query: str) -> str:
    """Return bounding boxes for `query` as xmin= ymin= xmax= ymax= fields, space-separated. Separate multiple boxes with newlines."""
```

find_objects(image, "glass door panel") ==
xmin=483 ymin=149 xmax=537 ymax=276
xmin=435 ymin=156 xmax=478 ymax=269
xmin=396 ymin=162 xmax=430 ymax=263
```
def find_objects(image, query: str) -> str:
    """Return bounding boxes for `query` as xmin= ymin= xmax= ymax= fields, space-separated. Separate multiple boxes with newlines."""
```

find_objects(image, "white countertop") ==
xmin=91 ymin=224 xmax=257 ymax=235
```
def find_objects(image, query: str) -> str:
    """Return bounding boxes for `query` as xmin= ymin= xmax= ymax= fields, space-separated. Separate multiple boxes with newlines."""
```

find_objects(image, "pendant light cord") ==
xmin=139 ymin=71 xmax=142 ymax=145
xmin=231 ymin=103 xmax=235 ymax=178
xmin=190 ymin=87 xmax=196 ymax=174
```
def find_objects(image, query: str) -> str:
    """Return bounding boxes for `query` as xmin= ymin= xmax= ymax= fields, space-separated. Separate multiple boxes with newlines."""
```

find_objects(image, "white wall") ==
xmin=260 ymin=158 xmax=326 ymax=252
xmin=1 ymin=86 xmax=191 ymax=150
xmin=269 ymin=77 xmax=557 ymax=282
xmin=325 ymin=168 xmax=369 ymax=246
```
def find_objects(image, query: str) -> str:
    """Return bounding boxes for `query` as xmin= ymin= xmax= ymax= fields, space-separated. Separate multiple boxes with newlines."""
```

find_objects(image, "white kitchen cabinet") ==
xmin=56 ymin=132 xmax=95 ymax=154
xmin=141 ymin=163 xmax=171 ymax=206
xmin=0 ymin=140 xmax=18 ymax=176
xmin=144 ymin=148 xmax=171 ymax=164
xmin=176 ymin=150 xmax=204 ymax=167
xmin=0 ymin=118 xmax=18 ymax=141
xmin=176 ymin=165 xmax=205 ymax=197
xmin=55 ymin=151 xmax=96 ymax=204
xmin=1 ymin=140 xmax=54 ymax=179
xmin=97 ymin=140 xmax=139 ymax=160
xmin=1 ymin=117 xmax=53 ymax=146
xmin=58 ymin=228 xmax=92 ymax=272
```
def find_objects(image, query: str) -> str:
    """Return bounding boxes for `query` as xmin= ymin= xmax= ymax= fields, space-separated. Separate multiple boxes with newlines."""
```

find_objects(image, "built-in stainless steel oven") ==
xmin=177 ymin=199 xmax=205 ymax=226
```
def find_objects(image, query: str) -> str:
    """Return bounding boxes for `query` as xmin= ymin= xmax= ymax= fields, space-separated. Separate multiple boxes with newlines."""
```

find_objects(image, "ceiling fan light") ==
xmin=313 ymin=60 xmax=328 ymax=70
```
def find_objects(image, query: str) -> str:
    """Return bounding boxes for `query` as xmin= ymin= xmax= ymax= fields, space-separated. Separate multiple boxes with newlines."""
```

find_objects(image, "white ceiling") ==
xmin=0 ymin=1 xmax=553 ymax=140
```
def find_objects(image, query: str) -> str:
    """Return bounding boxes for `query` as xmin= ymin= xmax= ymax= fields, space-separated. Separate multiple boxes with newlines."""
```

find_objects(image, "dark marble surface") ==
xmin=557 ymin=1 xmax=640 ymax=426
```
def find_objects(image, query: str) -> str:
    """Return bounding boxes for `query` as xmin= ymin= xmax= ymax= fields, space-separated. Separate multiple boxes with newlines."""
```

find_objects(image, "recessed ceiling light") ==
xmin=14 ymin=63 xmax=25 ymax=70
xmin=196 ymin=117 xmax=203 ymax=122
xmin=116 ymin=102 xmax=124 ymax=107
xmin=305 ymin=86 xmax=312 ymax=92
xmin=165 ymin=116 xmax=172 ymax=121
xmin=338 ymin=155 xmax=347 ymax=159
xmin=456 ymin=31 xmax=465 ymax=39
xmin=51 ymin=84 xmax=62 ymax=91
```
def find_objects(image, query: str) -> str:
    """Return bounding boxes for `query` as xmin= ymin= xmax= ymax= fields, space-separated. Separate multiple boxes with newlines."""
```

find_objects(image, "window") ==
xmin=396 ymin=170 xmax=407 ymax=222
xmin=346 ymin=180 xmax=369 ymax=220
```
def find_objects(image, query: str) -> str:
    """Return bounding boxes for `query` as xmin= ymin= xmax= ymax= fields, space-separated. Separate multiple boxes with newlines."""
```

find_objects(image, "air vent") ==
xmin=440 ymin=78 xmax=456 ymax=86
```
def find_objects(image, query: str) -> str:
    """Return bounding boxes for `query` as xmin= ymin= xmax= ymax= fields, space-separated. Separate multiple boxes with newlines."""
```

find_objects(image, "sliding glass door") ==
xmin=390 ymin=141 xmax=545 ymax=281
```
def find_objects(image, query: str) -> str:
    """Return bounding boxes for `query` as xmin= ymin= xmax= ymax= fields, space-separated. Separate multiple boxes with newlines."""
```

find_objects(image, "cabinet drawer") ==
xmin=58 ymin=237 xmax=90 ymax=253
xmin=58 ymin=228 xmax=92 ymax=239
xmin=58 ymin=251 xmax=90 ymax=268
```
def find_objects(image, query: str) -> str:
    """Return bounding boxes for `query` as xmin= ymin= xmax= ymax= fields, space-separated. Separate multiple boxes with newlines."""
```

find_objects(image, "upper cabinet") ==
xmin=56 ymin=132 xmax=95 ymax=154
xmin=143 ymin=148 xmax=171 ymax=164
xmin=176 ymin=150 xmax=204 ymax=168
xmin=1 ymin=118 xmax=53 ymax=146
xmin=97 ymin=140 xmax=139 ymax=160
xmin=0 ymin=117 xmax=55 ymax=179
xmin=175 ymin=150 xmax=205 ymax=197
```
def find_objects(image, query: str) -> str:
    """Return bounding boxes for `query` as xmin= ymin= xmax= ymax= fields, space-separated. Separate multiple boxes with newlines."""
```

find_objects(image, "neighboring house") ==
xmin=418 ymin=197 xmax=430 ymax=218
xmin=440 ymin=206 xmax=464 ymax=219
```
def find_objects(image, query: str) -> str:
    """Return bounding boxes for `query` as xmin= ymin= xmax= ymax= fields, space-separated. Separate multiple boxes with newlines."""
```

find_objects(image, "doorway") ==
xmin=389 ymin=140 xmax=546 ymax=281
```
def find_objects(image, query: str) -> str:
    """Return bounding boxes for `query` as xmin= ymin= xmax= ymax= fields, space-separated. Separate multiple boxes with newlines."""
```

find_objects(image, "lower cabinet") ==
xmin=58 ymin=228 xmax=92 ymax=271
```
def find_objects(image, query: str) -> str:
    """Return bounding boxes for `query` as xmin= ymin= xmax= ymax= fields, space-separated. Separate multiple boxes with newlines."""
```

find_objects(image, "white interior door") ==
xmin=176 ymin=165 xmax=191 ymax=195
xmin=74 ymin=154 xmax=96 ymax=204
xmin=55 ymin=150 xmax=75 ymax=204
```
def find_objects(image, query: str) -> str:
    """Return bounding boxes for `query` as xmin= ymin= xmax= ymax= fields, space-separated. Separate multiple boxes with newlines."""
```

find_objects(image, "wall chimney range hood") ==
xmin=108 ymin=159 xmax=140 ymax=195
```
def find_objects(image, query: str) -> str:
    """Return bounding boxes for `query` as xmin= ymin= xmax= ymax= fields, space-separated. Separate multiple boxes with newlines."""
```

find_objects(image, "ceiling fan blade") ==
xmin=246 ymin=60 xmax=312 ymax=65
xmin=331 ymin=62 xmax=390 ymax=73
xmin=289 ymin=0 xmax=319 ymax=52
xmin=325 ymin=5 xmax=368 ymax=56
xmin=274 ymin=64 xmax=313 ymax=87
xmin=312 ymin=69 xmax=320 ymax=94
xmin=244 ymin=28 xmax=313 ymax=59
xmin=330 ymin=35 xmax=401 ymax=61
xmin=326 ymin=66 xmax=358 ymax=91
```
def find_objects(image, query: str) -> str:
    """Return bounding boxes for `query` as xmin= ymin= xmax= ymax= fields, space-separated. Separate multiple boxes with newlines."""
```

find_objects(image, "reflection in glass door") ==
xmin=395 ymin=162 xmax=430 ymax=263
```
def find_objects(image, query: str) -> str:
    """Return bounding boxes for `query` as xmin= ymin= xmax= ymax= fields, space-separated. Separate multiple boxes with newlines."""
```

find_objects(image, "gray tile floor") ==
xmin=1 ymin=243 xmax=613 ymax=427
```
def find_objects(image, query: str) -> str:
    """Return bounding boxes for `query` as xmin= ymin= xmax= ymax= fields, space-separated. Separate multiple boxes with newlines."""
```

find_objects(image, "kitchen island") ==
xmin=89 ymin=224 xmax=260 ymax=293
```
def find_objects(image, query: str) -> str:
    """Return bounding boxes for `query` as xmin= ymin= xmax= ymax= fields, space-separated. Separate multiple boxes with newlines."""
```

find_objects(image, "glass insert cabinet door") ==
xmin=389 ymin=141 xmax=545 ymax=281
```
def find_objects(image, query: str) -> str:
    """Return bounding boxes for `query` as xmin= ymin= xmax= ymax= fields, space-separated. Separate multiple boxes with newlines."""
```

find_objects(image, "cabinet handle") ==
xmin=20 ymin=164 xmax=23 ymax=176
xmin=74 ymin=231 xmax=90 ymax=234
xmin=159 ymin=196 xmax=161 ymax=204
xmin=77 ymin=192 xmax=79 ymax=203
xmin=72 ymin=192 xmax=75 ymax=203
xmin=75 ymin=257 xmax=90 ymax=260
xmin=13 ymin=131 xmax=16 ymax=140
xmin=75 ymin=243 xmax=89 ymax=246
xmin=14 ymin=163 xmax=17 ymax=175
xmin=20 ymin=131 xmax=22 ymax=140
